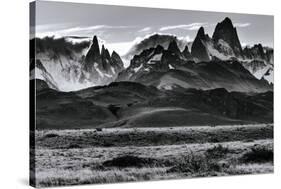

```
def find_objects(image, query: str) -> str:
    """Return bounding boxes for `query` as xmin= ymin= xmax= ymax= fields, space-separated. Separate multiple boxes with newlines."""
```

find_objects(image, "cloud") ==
xmin=241 ymin=42 xmax=248 ymax=47
xmin=234 ymin=23 xmax=251 ymax=28
xmin=138 ymin=27 xmax=152 ymax=33
xmin=159 ymin=23 xmax=207 ymax=31
xmin=178 ymin=35 xmax=192 ymax=42
xmin=36 ymin=25 xmax=135 ymax=38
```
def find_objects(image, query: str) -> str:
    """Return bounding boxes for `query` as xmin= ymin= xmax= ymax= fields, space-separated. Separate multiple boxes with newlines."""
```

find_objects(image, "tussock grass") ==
xmin=34 ymin=125 xmax=273 ymax=187
xmin=167 ymin=152 xmax=224 ymax=176
xmin=36 ymin=167 xmax=170 ymax=187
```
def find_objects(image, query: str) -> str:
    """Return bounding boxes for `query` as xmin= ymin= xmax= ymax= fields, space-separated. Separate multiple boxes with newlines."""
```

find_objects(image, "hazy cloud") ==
xmin=138 ymin=27 xmax=152 ymax=33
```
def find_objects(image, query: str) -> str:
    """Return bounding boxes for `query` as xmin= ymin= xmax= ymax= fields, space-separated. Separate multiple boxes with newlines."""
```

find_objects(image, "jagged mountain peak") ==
xmin=101 ymin=45 xmax=110 ymax=58
xmin=93 ymin=35 xmax=98 ymax=43
xmin=182 ymin=45 xmax=190 ymax=55
xmin=167 ymin=40 xmax=181 ymax=54
xmin=182 ymin=45 xmax=192 ymax=60
xmin=191 ymin=26 xmax=211 ymax=62
xmin=212 ymin=17 xmax=243 ymax=57
xmin=111 ymin=50 xmax=119 ymax=58
xmin=91 ymin=35 xmax=100 ymax=54
xmin=220 ymin=17 xmax=233 ymax=27
xmin=197 ymin=27 xmax=206 ymax=38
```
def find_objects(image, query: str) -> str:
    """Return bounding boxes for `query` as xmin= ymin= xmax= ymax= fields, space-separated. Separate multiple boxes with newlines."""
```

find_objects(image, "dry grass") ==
xmin=34 ymin=124 xmax=273 ymax=187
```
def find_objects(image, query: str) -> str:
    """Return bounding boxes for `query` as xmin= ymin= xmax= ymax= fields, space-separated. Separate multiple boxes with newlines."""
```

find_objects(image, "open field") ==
xmin=34 ymin=124 xmax=273 ymax=187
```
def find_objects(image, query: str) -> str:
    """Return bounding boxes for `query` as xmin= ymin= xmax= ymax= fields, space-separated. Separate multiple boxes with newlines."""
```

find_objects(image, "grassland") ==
xmin=34 ymin=124 xmax=273 ymax=187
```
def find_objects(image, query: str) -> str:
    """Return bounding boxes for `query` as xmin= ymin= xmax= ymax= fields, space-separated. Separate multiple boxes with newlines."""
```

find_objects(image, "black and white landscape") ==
xmin=30 ymin=2 xmax=273 ymax=188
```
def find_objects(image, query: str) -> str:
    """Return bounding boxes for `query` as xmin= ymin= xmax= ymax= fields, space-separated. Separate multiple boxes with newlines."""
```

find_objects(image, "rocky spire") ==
xmin=182 ymin=45 xmax=192 ymax=60
xmin=111 ymin=51 xmax=124 ymax=71
xmin=191 ymin=27 xmax=210 ymax=62
xmin=197 ymin=27 xmax=207 ymax=40
xmin=167 ymin=40 xmax=181 ymax=54
xmin=212 ymin=17 xmax=243 ymax=56
xmin=84 ymin=35 xmax=101 ymax=71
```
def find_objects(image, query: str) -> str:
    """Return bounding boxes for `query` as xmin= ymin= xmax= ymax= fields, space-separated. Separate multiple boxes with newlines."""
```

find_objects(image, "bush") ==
xmin=205 ymin=145 xmax=230 ymax=159
xmin=44 ymin=133 xmax=59 ymax=138
xmin=240 ymin=147 xmax=273 ymax=163
xmin=167 ymin=152 xmax=222 ymax=175
xmin=67 ymin=144 xmax=81 ymax=149
xmin=102 ymin=155 xmax=170 ymax=168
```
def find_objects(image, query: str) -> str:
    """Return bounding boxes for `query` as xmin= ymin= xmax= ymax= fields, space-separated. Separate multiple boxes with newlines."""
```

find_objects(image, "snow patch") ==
xmin=94 ymin=63 xmax=104 ymax=78
xmin=148 ymin=53 xmax=162 ymax=64
xmin=263 ymin=69 xmax=273 ymax=84
xmin=169 ymin=64 xmax=175 ymax=69
xmin=133 ymin=64 xmax=143 ymax=73
xmin=110 ymin=67 xmax=116 ymax=75
xmin=205 ymin=41 xmax=231 ymax=60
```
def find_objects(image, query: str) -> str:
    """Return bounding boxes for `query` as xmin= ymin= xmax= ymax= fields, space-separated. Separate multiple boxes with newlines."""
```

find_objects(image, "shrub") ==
xmin=67 ymin=144 xmax=81 ymax=149
xmin=205 ymin=145 xmax=230 ymax=159
xmin=240 ymin=147 xmax=273 ymax=163
xmin=167 ymin=152 xmax=222 ymax=175
xmin=102 ymin=155 xmax=169 ymax=168
xmin=44 ymin=133 xmax=59 ymax=138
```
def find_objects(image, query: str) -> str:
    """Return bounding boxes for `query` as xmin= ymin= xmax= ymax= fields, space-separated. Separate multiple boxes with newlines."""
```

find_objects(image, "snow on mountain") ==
xmin=32 ymin=36 xmax=124 ymax=91
xmin=31 ymin=17 xmax=273 ymax=92
xmin=188 ymin=17 xmax=274 ymax=84
xmin=124 ymin=33 xmax=190 ymax=63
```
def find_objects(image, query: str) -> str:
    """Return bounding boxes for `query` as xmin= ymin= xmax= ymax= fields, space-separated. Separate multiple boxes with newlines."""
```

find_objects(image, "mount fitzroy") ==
xmin=117 ymin=17 xmax=273 ymax=92
xmin=32 ymin=17 xmax=273 ymax=92
xmin=31 ymin=36 xmax=124 ymax=91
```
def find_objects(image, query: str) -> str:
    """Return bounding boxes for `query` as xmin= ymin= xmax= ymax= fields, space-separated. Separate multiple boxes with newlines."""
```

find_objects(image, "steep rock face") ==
xmin=182 ymin=45 xmax=192 ymax=60
xmin=243 ymin=44 xmax=266 ymax=60
xmin=117 ymin=40 xmax=194 ymax=83
xmin=82 ymin=37 xmax=124 ymax=85
xmin=242 ymin=44 xmax=273 ymax=83
xmin=191 ymin=27 xmax=211 ymax=62
xmin=84 ymin=36 xmax=101 ymax=72
xmin=167 ymin=40 xmax=182 ymax=56
xmin=212 ymin=17 xmax=243 ymax=57
xmin=111 ymin=51 xmax=124 ymax=72
xmin=117 ymin=45 xmax=167 ymax=82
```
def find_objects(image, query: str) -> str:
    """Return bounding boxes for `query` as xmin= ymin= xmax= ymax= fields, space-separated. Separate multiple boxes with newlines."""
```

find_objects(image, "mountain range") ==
xmin=31 ymin=17 xmax=273 ymax=92
xmin=31 ymin=17 xmax=273 ymax=129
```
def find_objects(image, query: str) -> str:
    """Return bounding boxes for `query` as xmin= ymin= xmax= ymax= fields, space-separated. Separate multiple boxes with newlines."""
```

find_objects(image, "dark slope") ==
xmin=36 ymin=82 xmax=273 ymax=129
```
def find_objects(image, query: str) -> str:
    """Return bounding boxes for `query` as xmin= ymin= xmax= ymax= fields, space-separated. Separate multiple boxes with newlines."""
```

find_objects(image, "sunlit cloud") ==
xmin=159 ymin=23 xmax=207 ymax=31
xmin=234 ymin=23 xmax=251 ymax=28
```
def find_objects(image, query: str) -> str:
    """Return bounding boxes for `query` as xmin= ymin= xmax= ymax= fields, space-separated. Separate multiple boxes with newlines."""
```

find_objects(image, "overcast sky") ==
xmin=34 ymin=1 xmax=274 ymax=55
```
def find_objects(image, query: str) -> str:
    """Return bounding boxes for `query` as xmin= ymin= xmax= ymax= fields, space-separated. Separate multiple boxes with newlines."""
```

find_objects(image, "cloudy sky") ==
xmin=34 ymin=1 xmax=274 ymax=55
